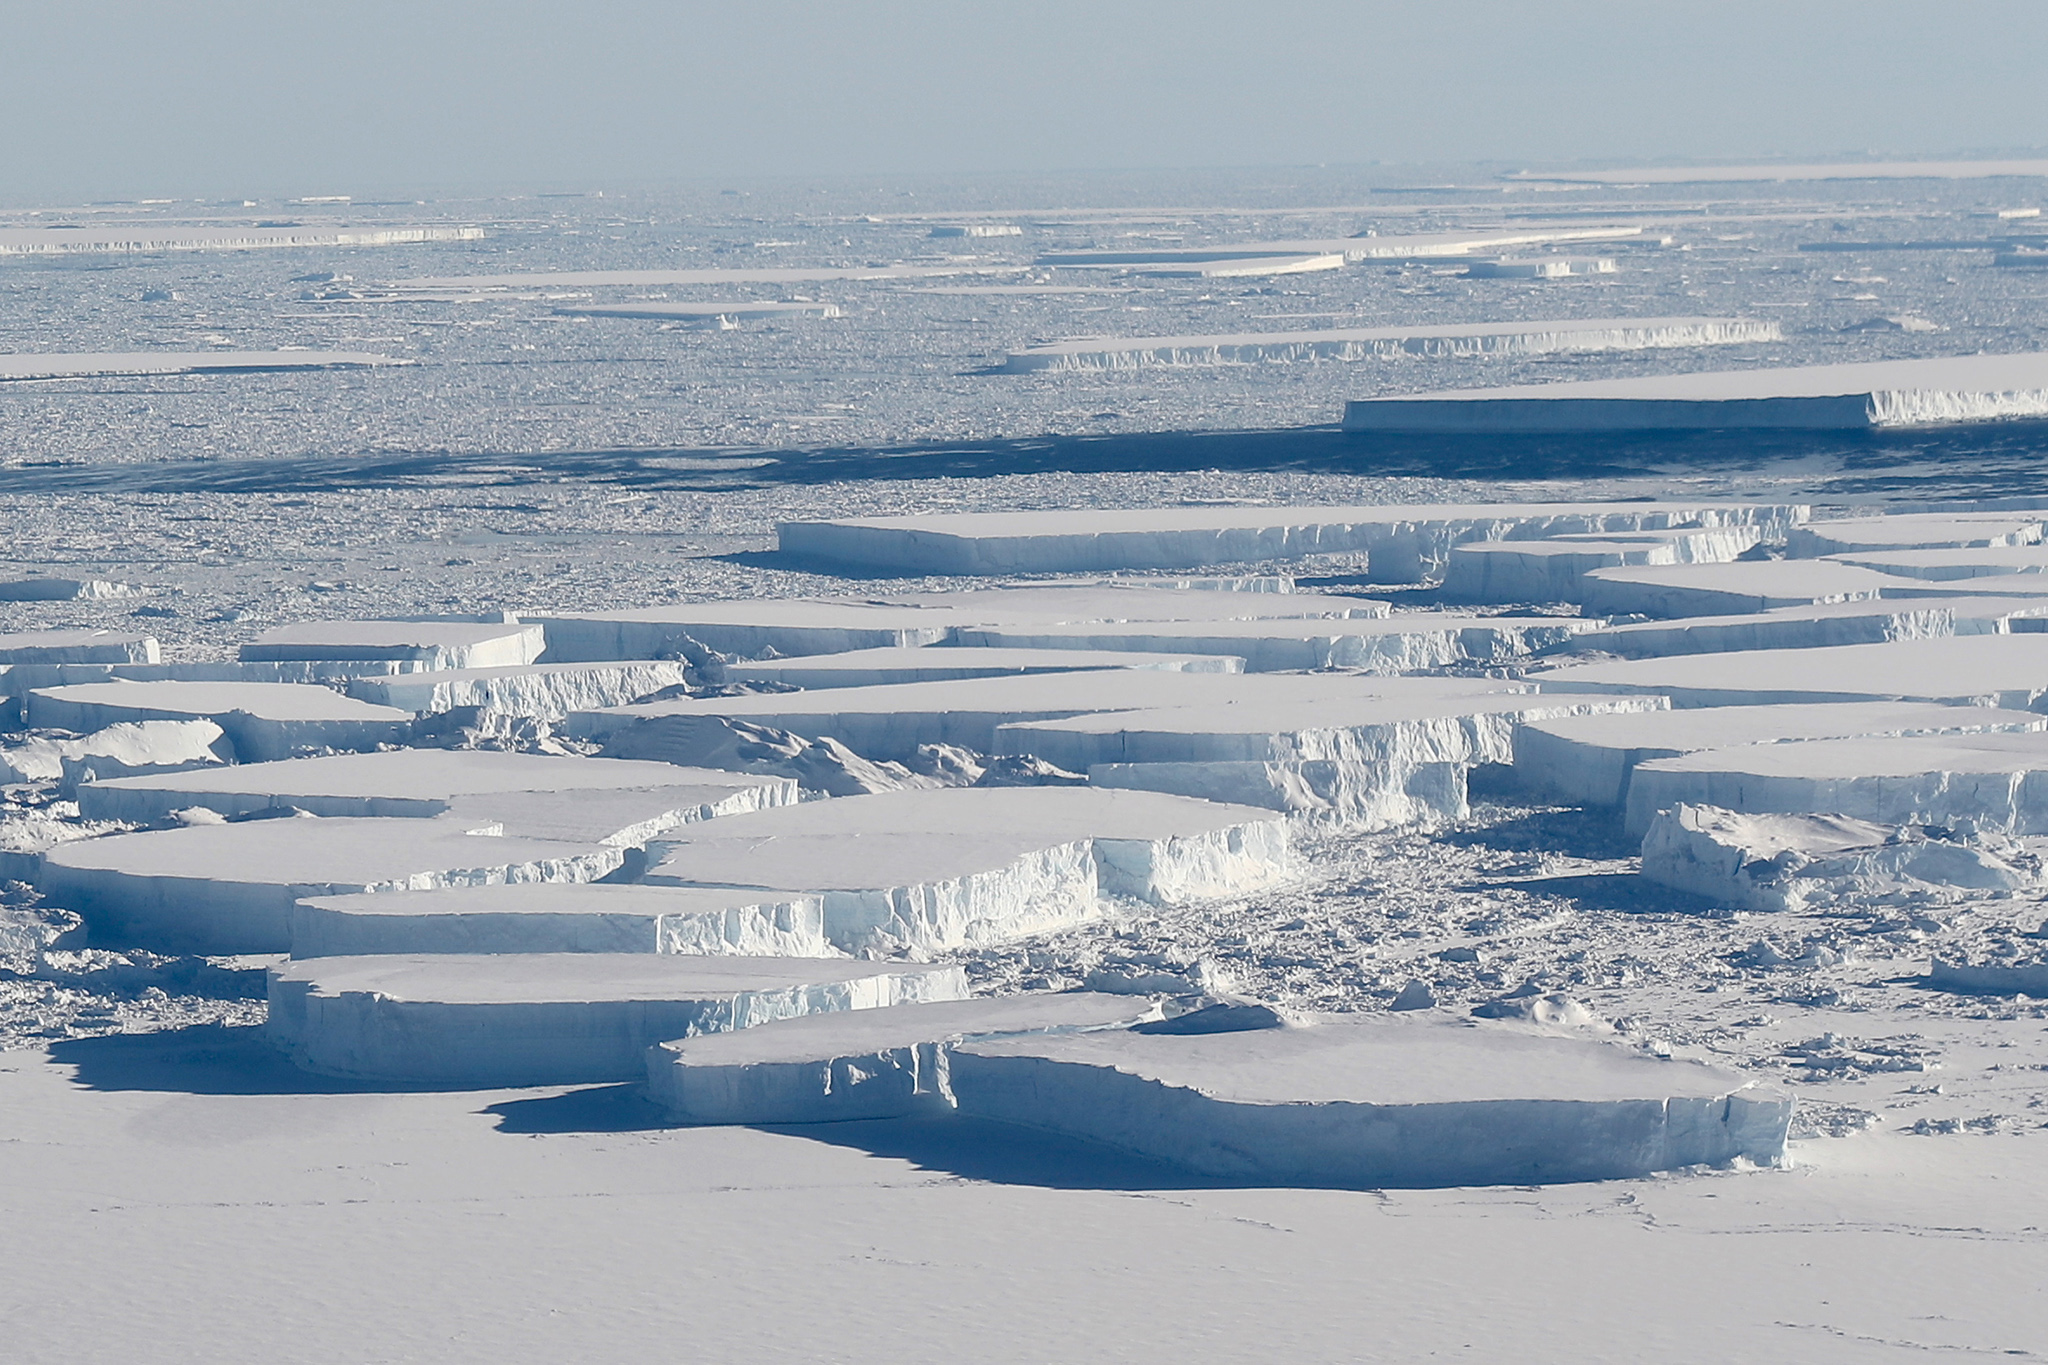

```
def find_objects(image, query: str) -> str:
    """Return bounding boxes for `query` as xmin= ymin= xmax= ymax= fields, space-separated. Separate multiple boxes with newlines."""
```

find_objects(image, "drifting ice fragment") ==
xmin=241 ymin=620 xmax=543 ymax=670
xmin=290 ymin=882 xmax=832 ymax=958
xmin=1641 ymin=803 xmax=2037 ymax=913
xmin=1577 ymin=561 xmax=1899 ymax=617
xmin=948 ymin=1015 xmax=1790 ymax=1186
xmin=1538 ymin=635 xmax=2048 ymax=709
xmin=343 ymin=660 xmax=689 ymax=717
xmin=26 ymin=681 xmax=412 ymax=761
xmin=37 ymin=816 xmax=622 ymax=953
xmin=648 ymin=992 xmax=1158 ymax=1124
xmin=267 ymin=954 xmax=969 ymax=1086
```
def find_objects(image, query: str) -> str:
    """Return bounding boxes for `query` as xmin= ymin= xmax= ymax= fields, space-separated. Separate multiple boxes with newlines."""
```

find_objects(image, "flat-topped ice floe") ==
xmin=241 ymin=620 xmax=543 ymax=669
xmin=1342 ymin=353 xmax=2048 ymax=432
xmin=26 ymin=681 xmax=411 ymax=761
xmin=1827 ymin=545 xmax=2048 ymax=580
xmin=0 ymin=630 xmax=158 ymax=666
xmin=0 ymin=351 xmax=399 ymax=381
xmin=556 ymin=301 xmax=842 ymax=322
xmin=267 ymin=954 xmax=969 ymax=1086
xmin=956 ymin=614 xmax=1600 ymax=672
xmin=1786 ymin=513 xmax=2046 ymax=556
xmin=1539 ymin=634 xmax=2048 ymax=709
xmin=1625 ymin=731 xmax=2048 ymax=835
xmin=724 ymin=646 xmax=1242 ymax=689
xmin=72 ymin=749 xmax=796 ymax=841
xmin=343 ymin=659 xmax=688 ymax=716
xmin=290 ymin=882 xmax=831 ymax=958
xmin=1037 ymin=226 xmax=1645 ymax=267
xmin=778 ymin=502 xmax=1806 ymax=579
xmin=1579 ymin=561 xmax=1899 ymax=617
xmin=38 ymin=817 xmax=621 ymax=953
xmin=1562 ymin=596 xmax=2048 ymax=657
xmin=1443 ymin=527 xmax=1764 ymax=603
xmin=1001 ymin=318 xmax=1777 ymax=373
xmin=1515 ymin=701 xmax=2047 ymax=808
xmin=531 ymin=586 xmax=1389 ymax=662
xmin=642 ymin=786 xmax=1290 ymax=953
xmin=1641 ymin=804 xmax=2037 ymax=913
xmin=0 ymin=224 xmax=483 ymax=256
xmin=649 ymin=992 xmax=1161 ymax=1124
xmin=577 ymin=670 xmax=1521 ymax=759
xmin=1003 ymin=692 xmax=1661 ymax=826
xmin=948 ymin=1014 xmax=1790 ymax=1187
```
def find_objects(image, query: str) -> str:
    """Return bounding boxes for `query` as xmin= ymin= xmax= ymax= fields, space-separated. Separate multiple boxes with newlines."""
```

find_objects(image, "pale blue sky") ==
xmin=5 ymin=0 xmax=2045 ymax=199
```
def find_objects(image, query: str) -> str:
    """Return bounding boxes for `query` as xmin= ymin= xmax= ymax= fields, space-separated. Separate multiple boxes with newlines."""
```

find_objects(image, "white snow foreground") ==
xmin=1514 ymin=702 xmax=2048 ymax=808
xmin=291 ymin=883 xmax=833 ymax=958
xmin=777 ymin=502 xmax=1807 ymax=578
xmin=999 ymin=318 xmax=1777 ymax=373
xmin=649 ymin=992 xmax=1162 ymax=1124
xmin=1563 ymin=596 xmax=2048 ymax=657
xmin=25 ymin=680 xmax=412 ymax=761
xmin=37 ymin=816 xmax=622 ymax=954
xmin=1342 ymin=353 xmax=2048 ymax=433
xmin=1442 ymin=526 xmax=1764 ymax=603
xmin=241 ymin=620 xmax=544 ymax=670
xmin=999 ymin=691 xmax=1663 ymax=827
xmin=1641 ymin=804 xmax=2038 ymax=914
xmin=71 ymin=750 xmax=797 ymax=843
xmin=640 ymin=787 xmax=1291 ymax=954
xmin=1625 ymin=731 xmax=2048 ymax=837
xmin=1537 ymin=634 xmax=2048 ymax=709
xmin=267 ymin=954 xmax=968 ymax=1086
xmin=0 ymin=719 xmax=234 ymax=791
xmin=946 ymin=1015 xmax=1791 ymax=1187
xmin=343 ymin=659 xmax=689 ymax=718
xmin=724 ymin=645 xmax=1244 ymax=688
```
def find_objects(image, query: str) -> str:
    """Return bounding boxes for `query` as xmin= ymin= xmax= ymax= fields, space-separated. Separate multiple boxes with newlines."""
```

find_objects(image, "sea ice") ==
xmin=954 ymin=615 xmax=1600 ymax=672
xmin=1577 ymin=561 xmax=1899 ymax=617
xmin=1342 ymin=353 xmax=2048 ymax=432
xmin=778 ymin=502 xmax=1807 ymax=578
xmin=0 ymin=719 xmax=233 ymax=792
xmin=723 ymin=645 xmax=1243 ymax=688
xmin=290 ymin=882 xmax=832 ymax=958
xmin=948 ymin=1014 xmax=1790 ymax=1187
xmin=1640 ymin=803 xmax=2036 ymax=913
xmin=998 ymin=315 xmax=1761 ymax=374
xmin=1561 ymin=596 xmax=2048 ymax=657
xmin=240 ymin=620 xmax=544 ymax=670
xmin=640 ymin=786 xmax=1290 ymax=953
xmin=1538 ymin=634 xmax=2048 ymax=709
xmin=1625 ymin=731 xmax=2048 ymax=836
xmin=25 ymin=680 xmax=412 ymax=761
xmin=556 ymin=302 xmax=842 ymax=323
xmin=266 ymin=954 xmax=969 ymax=1086
xmin=0 ymin=630 xmax=158 ymax=666
xmin=0 ymin=578 xmax=138 ymax=601
xmin=648 ymin=992 xmax=1160 ymax=1124
xmin=342 ymin=659 xmax=689 ymax=717
xmin=1441 ymin=527 xmax=1764 ymax=603
xmin=71 ymin=749 xmax=796 ymax=835
xmin=0 ymin=351 xmax=397 ymax=380
xmin=0 ymin=225 xmax=482 ymax=256
xmin=1514 ymin=702 xmax=2046 ymax=807
xmin=1785 ymin=513 xmax=2045 ymax=556
xmin=37 ymin=816 xmax=622 ymax=953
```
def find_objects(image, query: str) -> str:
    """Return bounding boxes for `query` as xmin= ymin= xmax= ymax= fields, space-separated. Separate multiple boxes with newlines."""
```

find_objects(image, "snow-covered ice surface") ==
xmin=10 ymin=170 xmax=2048 ymax=1361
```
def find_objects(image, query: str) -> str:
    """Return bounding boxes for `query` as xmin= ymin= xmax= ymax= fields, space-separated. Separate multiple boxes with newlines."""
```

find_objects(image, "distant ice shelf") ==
xmin=0 ymin=352 xmax=401 ymax=381
xmin=1342 ymin=353 xmax=2048 ymax=433
xmin=1508 ymin=159 xmax=2048 ymax=185
xmin=389 ymin=264 xmax=1027 ymax=290
xmin=0 ymin=225 xmax=482 ymax=256
xmin=1000 ymin=318 xmax=1775 ymax=374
